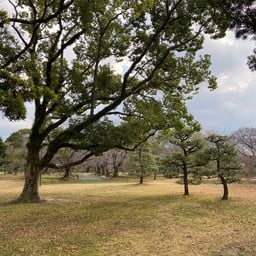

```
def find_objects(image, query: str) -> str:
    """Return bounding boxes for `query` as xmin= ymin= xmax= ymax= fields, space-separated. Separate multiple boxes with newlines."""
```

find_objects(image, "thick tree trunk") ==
xmin=139 ymin=176 xmax=144 ymax=184
xmin=219 ymin=174 xmax=228 ymax=200
xmin=183 ymin=164 xmax=189 ymax=196
xmin=15 ymin=164 xmax=41 ymax=203
xmin=14 ymin=146 xmax=43 ymax=203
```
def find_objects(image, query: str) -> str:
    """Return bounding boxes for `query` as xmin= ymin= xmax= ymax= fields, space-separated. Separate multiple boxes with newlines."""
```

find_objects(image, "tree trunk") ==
xmin=63 ymin=168 xmax=71 ymax=179
xmin=139 ymin=176 xmax=144 ymax=184
xmin=183 ymin=164 xmax=189 ymax=196
xmin=14 ymin=147 xmax=43 ymax=203
xmin=15 ymin=164 xmax=41 ymax=203
xmin=219 ymin=174 xmax=228 ymax=200
xmin=112 ymin=167 xmax=118 ymax=178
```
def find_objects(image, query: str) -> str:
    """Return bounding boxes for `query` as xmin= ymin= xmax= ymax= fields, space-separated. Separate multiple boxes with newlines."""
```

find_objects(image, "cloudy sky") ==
xmin=0 ymin=31 xmax=256 ymax=141
xmin=187 ymin=32 xmax=256 ymax=135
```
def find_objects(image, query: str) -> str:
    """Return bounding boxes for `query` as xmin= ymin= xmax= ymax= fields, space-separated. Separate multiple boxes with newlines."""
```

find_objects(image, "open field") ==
xmin=0 ymin=175 xmax=256 ymax=255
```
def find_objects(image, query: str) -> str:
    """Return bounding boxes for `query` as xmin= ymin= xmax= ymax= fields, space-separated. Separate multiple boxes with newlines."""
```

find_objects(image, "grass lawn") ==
xmin=0 ymin=175 xmax=256 ymax=255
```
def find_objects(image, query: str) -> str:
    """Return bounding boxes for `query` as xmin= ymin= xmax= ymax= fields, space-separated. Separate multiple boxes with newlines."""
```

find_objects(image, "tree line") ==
xmin=2 ymin=124 xmax=256 ymax=200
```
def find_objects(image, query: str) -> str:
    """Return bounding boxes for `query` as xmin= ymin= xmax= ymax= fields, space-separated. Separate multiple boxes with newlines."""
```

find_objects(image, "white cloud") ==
xmin=186 ymin=30 xmax=256 ymax=134
xmin=112 ymin=57 xmax=131 ymax=75
xmin=216 ymin=74 xmax=250 ymax=93
xmin=216 ymin=34 xmax=234 ymax=46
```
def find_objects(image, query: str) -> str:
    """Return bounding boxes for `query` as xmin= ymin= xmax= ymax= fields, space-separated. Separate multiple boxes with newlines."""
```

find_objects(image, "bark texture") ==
xmin=219 ymin=174 xmax=229 ymax=200
xmin=15 ymin=164 xmax=41 ymax=203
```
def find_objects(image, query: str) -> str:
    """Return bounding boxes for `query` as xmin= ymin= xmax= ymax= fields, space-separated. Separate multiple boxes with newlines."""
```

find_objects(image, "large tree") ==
xmin=0 ymin=0 xmax=251 ymax=202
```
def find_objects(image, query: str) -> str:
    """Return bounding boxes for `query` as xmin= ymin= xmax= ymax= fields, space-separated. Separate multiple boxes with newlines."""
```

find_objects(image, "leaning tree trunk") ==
xmin=219 ymin=174 xmax=228 ymax=200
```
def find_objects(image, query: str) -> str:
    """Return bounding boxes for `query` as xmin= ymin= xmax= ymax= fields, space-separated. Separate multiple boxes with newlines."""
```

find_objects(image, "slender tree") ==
xmin=161 ymin=118 xmax=204 ymax=195
xmin=127 ymin=140 xmax=158 ymax=184
xmin=206 ymin=134 xmax=242 ymax=200
xmin=0 ymin=0 xmax=249 ymax=202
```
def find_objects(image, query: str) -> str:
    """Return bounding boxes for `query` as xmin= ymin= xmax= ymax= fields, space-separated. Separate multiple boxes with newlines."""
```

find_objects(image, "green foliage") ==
xmin=0 ymin=137 xmax=6 ymax=159
xmin=206 ymin=134 xmax=242 ymax=181
xmin=160 ymin=118 xmax=206 ymax=191
xmin=127 ymin=140 xmax=158 ymax=182
xmin=4 ymin=129 xmax=30 ymax=174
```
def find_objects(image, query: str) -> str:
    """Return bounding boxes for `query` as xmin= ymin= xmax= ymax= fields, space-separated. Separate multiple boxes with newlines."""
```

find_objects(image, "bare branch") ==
xmin=47 ymin=152 xmax=94 ymax=169
xmin=106 ymin=111 xmax=143 ymax=119
xmin=116 ymin=130 xmax=156 ymax=151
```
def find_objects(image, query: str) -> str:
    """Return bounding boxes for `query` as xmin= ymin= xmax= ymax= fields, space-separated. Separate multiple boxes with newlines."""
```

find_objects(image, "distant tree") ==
xmin=231 ymin=127 xmax=256 ymax=178
xmin=81 ymin=149 xmax=126 ymax=178
xmin=111 ymin=150 xmax=127 ymax=178
xmin=206 ymin=134 xmax=242 ymax=200
xmin=56 ymin=148 xmax=78 ymax=180
xmin=161 ymin=118 xmax=205 ymax=195
xmin=128 ymin=140 xmax=158 ymax=184
xmin=5 ymin=129 xmax=30 ymax=148
xmin=0 ymin=137 xmax=7 ymax=166
xmin=150 ymin=138 xmax=166 ymax=180
xmin=4 ymin=129 xmax=30 ymax=174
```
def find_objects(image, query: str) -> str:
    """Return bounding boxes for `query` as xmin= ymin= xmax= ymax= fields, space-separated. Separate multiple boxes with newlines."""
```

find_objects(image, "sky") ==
xmin=187 ymin=32 xmax=256 ymax=135
xmin=0 ymin=31 xmax=256 ymax=141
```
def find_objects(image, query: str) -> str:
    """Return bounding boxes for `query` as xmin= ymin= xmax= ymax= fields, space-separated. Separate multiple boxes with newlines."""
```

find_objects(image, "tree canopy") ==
xmin=206 ymin=134 xmax=241 ymax=200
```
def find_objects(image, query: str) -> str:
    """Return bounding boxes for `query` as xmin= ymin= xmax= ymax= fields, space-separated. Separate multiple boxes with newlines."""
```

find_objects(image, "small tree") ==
xmin=0 ymin=137 xmax=7 ymax=166
xmin=206 ymin=134 xmax=242 ymax=200
xmin=161 ymin=118 xmax=205 ymax=195
xmin=128 ymin=140 xmax=158 ymax=184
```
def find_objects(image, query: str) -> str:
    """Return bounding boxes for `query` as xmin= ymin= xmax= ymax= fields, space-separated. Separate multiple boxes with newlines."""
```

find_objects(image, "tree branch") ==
xmin=46 ymin=152 xmax=94 ymax=169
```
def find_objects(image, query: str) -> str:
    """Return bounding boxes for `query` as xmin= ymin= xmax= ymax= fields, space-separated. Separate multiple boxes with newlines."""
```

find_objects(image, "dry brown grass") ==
xmin=0 ymin=175 xmax=256 ymax=255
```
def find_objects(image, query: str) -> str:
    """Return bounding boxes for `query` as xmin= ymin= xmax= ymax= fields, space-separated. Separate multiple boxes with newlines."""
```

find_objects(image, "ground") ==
xmin=0 ymin=174 xmax=256 ymax=255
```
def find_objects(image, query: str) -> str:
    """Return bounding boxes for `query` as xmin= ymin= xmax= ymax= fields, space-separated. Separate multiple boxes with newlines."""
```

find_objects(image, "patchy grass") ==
xmin=0 ymin=175 xmax=256 ymax=255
